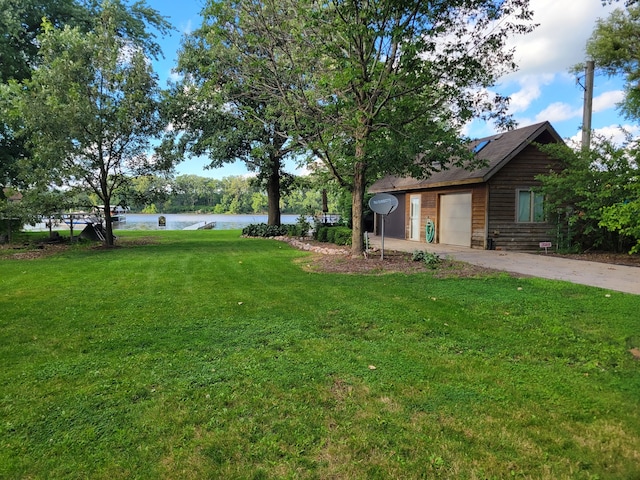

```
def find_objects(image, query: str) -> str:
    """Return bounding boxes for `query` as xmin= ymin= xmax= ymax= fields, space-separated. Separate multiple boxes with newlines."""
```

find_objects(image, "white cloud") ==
xmin=182 ymin=19 xmax=193 ymax=35
xmin=595 ymin=124 xmax=640 ymax=141
xmin=593 ymin=90 xmax=625 ymax=112
xmin=506 ymin=74 xmax=555 ymax=113
xmin=461 ymin=118 xmax=497 ymax=138
xmin=169 ymin=70 xmax=183 ymax=83
xmin=504 ymin=0 xmax=617 ymax=81
xmin=569 ymin=124 xmax=640 ymax=144
xmin=535 ymin=102 xmax=581 ymax=123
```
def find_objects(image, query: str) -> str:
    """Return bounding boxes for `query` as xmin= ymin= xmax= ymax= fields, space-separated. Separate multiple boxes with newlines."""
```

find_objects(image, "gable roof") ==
xmin=369 ymin=121 xmax=564 ymax=193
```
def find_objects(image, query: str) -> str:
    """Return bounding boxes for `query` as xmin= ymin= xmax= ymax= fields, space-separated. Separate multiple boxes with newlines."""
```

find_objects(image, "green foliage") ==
xmin=115 ymin=172 xmax=341 ymax=217
xmin=600 ymin=193 xmax=640 ymax=253
xmin=242 ymin=223 xmax=288 ymax=237
xmin=315 ymin=225 xmax=328 ymax=242
xmin=1 ymin=0 xmax=171 ymax=195
xmin=334 ymin=227 xmax=353 ymax=246
xmin=160 ymin=0 xmax=306 ymax=225
xmin=0 ymin=186 xmax=79 ymax=240
xmin=0 ymin=0 xmax=95 ymax=190
xmin=325 ymin=227 xmax=337 ymax=244
xmin=315 ymin=225 xmax=352 ymax=245
xmin=584 ymin=4 xmax=640 ymax=119
xmin=537 ymin=136 xmax=639 ymax=253
xmin=411 ymin=249 xmax=441 ymax=268
xmin=141 ymin=203 xmax=158 ymax=214
xmin=284 ymin=215 xmax=312 ymax=237
xmin=10 ymin=3 xmax=172 ymax=246
xmin=194 ymin=0 xmax=535 ymax=255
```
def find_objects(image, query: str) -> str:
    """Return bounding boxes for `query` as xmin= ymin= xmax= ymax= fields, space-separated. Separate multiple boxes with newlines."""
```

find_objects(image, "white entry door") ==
xmin=439 ymin=193 xmax=472 ymax=247
xmin=409 ymin=195 xmax=421 ymax=241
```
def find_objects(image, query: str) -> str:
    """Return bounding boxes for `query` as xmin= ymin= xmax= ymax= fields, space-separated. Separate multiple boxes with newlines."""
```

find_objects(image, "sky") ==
xmin=149 ymin=0 xmax=633 ymax=179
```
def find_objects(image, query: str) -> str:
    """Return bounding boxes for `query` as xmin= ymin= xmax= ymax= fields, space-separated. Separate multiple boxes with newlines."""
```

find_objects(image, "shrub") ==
xmin=412 ymin=249 xmax=440 ymax=269
xmin=332 ymin=227 xmax=352 ymax=246
xmin=326 ymin=227 xmax=336 ymax=244
xmin=242 ymin=223 xmax=288 ymax=237
xmin=313 ymin=226 xmax=352 ymax=245
xmin=411 ymin=250 xmax=426 ymax=262
xmin=287 ymin=215 xmax=311 ymax=237
xmin=285 ymin=224 xmax=300 ymax=236
xmin=316 ymin=226 xmax=329 ymax=242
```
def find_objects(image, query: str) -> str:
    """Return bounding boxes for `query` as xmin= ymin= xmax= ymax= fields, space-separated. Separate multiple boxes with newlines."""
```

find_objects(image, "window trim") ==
xmin=516 ymin=188 xmax=545 ymax=223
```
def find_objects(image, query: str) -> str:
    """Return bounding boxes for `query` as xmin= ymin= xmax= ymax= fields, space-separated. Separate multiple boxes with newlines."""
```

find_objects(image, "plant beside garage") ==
xmin=412 ymin=249 xmax=441 ymax=268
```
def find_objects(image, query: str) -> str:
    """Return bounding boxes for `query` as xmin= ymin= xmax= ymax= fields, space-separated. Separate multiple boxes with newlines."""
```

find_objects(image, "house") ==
xmin=368 ymin=121 xmax=564 ymax=251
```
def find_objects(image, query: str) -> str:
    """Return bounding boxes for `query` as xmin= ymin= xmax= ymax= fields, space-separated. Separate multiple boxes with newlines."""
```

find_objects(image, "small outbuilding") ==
xmin=368 ymin=121 xmax=564 ymax=251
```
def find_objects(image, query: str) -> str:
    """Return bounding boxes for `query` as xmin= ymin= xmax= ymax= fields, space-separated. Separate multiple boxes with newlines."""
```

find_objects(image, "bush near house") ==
xmin=314 ymin=225 xmax=352 ymax=245
xmin=242 ymin=216 xmax=312 ymax=238
xmin=242 ymin=223 xmax=288 ymax=237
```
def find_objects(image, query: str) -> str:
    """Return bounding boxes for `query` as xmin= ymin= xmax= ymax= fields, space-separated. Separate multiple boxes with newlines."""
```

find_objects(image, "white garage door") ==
xmin=439 ymin=193 xmax=472 ymax=247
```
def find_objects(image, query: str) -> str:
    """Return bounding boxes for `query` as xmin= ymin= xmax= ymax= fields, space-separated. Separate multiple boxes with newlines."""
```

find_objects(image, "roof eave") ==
xmin=481 ymin=121 xmax=563 ymax=182
xmin=370 ymin=177 xmax=484 ymax=193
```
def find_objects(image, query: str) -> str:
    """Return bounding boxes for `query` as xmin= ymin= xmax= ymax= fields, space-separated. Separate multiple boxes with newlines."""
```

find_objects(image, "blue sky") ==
xmin=149 ymin=0 xmax=633 ymax=179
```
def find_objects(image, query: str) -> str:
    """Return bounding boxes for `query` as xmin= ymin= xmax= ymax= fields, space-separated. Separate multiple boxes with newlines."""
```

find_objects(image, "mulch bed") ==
xmin=282 ymin=237 xmax=514 ymax=277
xmin=282 ymin=237 xmax=639 ymax=276
xmin=298 ymin=251 xmax=512 ymax=277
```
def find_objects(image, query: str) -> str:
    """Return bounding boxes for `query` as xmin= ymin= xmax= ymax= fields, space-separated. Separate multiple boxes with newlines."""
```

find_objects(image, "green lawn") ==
xmin=1 ymin=230 xmax=639 ymax=479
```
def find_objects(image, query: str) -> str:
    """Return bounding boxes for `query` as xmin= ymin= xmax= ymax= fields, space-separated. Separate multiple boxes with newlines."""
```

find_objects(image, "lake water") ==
xmin=117 ymin=213 xmax=303 ymax=231
xmin=25 ymin=213 xmax=306 ymax=232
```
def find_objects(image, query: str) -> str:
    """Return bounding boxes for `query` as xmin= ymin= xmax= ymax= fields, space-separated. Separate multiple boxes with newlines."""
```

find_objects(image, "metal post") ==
xmin=380 ymin=214 xmax=385 ymax=260
xmin=581 ymin=60 xmax=594 ymax=151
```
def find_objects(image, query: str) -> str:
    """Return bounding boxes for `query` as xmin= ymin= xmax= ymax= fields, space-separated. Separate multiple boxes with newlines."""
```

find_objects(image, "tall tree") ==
xmin=160 ymin=5 xmax=302 ymax=226
xmin=12 ymin=1 xmax=172 ymax=246
xmin=203 ymin=0 xmax=534 ymax=256
xmin=1 ymin=0 xmax=92 ymax=191
xmin=584 ymin=3 xmax=640 ymax=120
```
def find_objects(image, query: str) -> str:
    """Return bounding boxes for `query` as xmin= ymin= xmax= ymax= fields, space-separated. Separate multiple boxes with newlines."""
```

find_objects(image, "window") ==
xmin=473 ymin=140 xmax=490 ymax=154
xmin=517 ymin=189 xmax=545 ymax=223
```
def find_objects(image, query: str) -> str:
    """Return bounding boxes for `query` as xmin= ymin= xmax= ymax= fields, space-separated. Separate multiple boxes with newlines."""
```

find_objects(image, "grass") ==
xmin=1 ymin=230 xmax=639 ymax=479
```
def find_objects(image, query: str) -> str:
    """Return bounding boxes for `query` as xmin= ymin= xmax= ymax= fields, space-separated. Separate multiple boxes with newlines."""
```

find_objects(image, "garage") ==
xmin=368 ymin=122 xmax=564 ymax=250
xmin=439 ymin=192 xmax=472 ymax=247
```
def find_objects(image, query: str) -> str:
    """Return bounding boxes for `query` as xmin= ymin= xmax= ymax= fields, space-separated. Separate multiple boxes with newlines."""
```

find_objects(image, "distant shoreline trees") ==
xmin=125 ymin=174 xmax=342 ymax=218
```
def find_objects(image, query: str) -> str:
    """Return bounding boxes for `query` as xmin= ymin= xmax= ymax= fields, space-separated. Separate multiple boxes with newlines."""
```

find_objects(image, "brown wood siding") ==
xmin=487 ymin=144 xmax=561 ymax=251
xmin=403 ymin=194 xmax=411 ymax=240
xmin=401 ymin=192 xmax=437 ymax=242
xmin=396 ymin=145 xmax=560 ymax=251
xmin=402 ymin=186 xmax=487 ymax=247
xmin=421 ymin=192 xmax=437 ymax=243
xmin=471 ymin=185 xmax=488 ymax=249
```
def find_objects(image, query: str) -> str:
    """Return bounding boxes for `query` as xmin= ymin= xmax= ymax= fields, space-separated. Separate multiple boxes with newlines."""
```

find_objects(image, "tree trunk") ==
xmin=350 ymin=160 xmax=366 ymax=257
xmin=266 ymin=158 xmax=282 ymax=226
xmin=103 ymin=202 xmax=115 ymax=247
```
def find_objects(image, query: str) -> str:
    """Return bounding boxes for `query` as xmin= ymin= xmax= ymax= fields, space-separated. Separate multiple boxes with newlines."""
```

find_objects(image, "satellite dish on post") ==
xmin=368 ymin=193 xmax=398 ymax=260
xmin=369 ymin=193 xmax=398 ymax=215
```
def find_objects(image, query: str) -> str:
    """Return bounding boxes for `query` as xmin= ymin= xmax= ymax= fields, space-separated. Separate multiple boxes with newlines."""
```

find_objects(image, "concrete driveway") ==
xmin=368 ymin=236 xmax=640 ymax=295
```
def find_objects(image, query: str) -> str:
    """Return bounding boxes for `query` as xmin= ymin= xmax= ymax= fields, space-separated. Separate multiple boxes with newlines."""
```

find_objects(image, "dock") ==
xmin=183 ymin=221 xmax=216 ymax=230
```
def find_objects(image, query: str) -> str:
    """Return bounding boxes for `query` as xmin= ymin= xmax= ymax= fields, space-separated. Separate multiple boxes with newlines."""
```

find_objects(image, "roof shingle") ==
xmin=369 ymin=121 xmax=563 ymax=193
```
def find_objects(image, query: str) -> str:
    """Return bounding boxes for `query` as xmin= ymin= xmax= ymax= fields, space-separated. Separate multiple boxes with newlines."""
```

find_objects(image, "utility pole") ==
xmin=581 ymin=60 xmax=595 ymax=150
